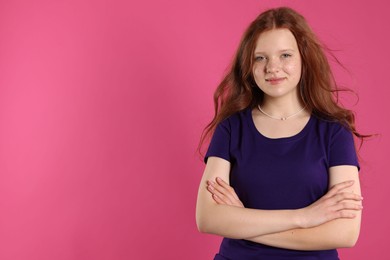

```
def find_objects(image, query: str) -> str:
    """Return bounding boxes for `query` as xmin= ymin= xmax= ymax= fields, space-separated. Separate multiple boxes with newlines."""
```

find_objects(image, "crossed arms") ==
xmin=196 ymin=157 xmax=362 ymax=250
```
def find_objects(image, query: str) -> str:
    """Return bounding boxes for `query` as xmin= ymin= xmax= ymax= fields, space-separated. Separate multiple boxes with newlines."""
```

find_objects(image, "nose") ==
xmin=265 ymin=57 xmax=280 ymax=73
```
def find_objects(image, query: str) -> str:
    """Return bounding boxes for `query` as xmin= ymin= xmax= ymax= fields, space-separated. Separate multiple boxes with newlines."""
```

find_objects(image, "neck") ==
xmin=260 ymin=97 xmax=306 ymax=119
xmin=258 ymin=104 xmax=306 ymax=121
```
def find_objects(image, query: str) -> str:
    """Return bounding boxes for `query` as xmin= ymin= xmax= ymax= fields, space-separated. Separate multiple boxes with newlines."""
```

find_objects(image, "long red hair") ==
xmin=199 ymin=7 xmax=369 ymax=154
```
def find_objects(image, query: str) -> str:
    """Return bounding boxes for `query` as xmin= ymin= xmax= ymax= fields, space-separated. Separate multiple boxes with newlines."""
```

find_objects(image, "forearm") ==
xmin=196 ymin=202 xmax=302 ymax=239
xmin=247 ymin=217 xmax=361 ymax=250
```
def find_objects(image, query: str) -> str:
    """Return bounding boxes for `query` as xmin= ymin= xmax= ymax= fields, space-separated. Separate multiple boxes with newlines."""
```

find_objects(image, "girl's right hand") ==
xmin=298 ymin=180 xmax=363 ymax=229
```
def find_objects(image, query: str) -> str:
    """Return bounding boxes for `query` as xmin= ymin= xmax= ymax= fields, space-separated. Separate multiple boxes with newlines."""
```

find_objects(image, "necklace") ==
xmin=258 ymin=105 xmax=306 ymax=121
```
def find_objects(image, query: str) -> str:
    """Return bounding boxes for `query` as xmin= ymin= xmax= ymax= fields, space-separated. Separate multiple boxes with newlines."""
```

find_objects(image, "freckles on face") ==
xmin=282 ymin=58 xmax=301 ymax=79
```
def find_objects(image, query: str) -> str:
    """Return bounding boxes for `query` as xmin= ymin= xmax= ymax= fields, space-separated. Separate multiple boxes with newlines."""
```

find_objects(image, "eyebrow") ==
xmin=254 ymin=49 xmax=296 ymax=55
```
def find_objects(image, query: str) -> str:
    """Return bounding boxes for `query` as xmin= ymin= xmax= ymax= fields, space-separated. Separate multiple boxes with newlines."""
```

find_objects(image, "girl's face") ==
xmin=252 ymin=28 xmax=302 ymax=101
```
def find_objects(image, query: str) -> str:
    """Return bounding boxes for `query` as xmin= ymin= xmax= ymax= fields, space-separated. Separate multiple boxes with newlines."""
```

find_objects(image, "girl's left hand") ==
xmin=207 ymin=177 xmax=244 ymax=208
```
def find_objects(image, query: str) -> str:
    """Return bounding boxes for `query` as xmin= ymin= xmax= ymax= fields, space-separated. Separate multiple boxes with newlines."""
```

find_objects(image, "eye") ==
xmin=254 ymin=56 xmax=266 ymax=62
xmin=281 ymin=53 xmax=292 ymax=59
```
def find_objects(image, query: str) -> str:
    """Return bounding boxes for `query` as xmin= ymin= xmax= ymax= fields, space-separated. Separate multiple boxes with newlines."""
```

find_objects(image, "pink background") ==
xmin=0 ymin=0 xmax=388 ymax=259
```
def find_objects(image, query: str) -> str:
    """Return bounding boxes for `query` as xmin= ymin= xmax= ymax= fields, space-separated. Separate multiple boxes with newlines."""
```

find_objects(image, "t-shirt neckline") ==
xmin=248 ymin=108 xmax=314 ymax=143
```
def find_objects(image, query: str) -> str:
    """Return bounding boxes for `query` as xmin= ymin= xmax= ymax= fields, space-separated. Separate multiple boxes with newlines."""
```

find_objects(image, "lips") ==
xmin=266 ymin=77 xmax=286 ymax=85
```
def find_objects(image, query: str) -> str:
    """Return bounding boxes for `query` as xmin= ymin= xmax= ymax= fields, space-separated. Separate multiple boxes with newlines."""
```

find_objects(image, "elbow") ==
xmin=196 ymin=200 xmax=217 ymax=234
xmin=196 ymin=205 xmax=222 ymax=235
xmin=332 ymin=216 xmax=361 ymax=248
xmin=196 ymin=221 xmax=208 ymax=234
xmin=341 ymin=238 xmax=358 ymax=248
xmin=339 ymin=228 xmax=360 ymax=248
xmin=196 ymin=213 xmax=213 ymax=234
xmin=344 ymin=232 xmax=360 ymax=248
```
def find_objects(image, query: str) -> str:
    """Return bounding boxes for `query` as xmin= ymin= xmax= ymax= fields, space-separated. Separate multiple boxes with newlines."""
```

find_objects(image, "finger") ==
xmin=211 ymin=180 xmax=237 ymax=202
xmin=216 ymin=177 xmax=240 ymax=200
xmin=208 ymin=186 xmax=231 ymax=204
xmin=209 ymin=179 xmax=245 ymax=208
xmin=325 ymin=180 xmax=355 ymax=198
xmin=333 ymin=192 xmax=363 ymax=203
xmin=207 ymin=182 xmax=233 ymax=204
xmin=213 ymin=193 xmax=243 ymax=207
xmin=332 ymin=201 xmax=363 ymax=212
xmin=329 ymin=210 xmax=358 ymax=220
xmin=212 ymin=193 xmax=229 ymax=205
xmin=215 ymin=177 xmax=229 ymax=188
xmin=329 ymin=180 xmax=354 ymax=193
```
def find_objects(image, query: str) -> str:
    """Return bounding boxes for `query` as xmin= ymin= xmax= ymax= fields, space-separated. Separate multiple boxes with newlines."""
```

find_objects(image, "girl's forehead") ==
xmin=254 ymin=29 xmax=298 ymax=52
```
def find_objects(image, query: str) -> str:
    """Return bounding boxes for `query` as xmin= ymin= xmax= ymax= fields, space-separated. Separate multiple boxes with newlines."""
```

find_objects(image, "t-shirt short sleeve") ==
xmin=329 ymin=124 xmax=360 ymax=170
xmin=204 ymin=119 xmax=231 ymax=164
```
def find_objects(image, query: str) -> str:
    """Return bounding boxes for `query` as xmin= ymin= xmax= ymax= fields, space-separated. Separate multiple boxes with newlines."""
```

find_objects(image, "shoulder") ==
xmin=205 ymin=109 xmax=250 ymax=164
xmin=312 ymin=115 xmax=353 ymax=138
xmin=310 ymin=115 xmax=359 ymax=169
xmin=219 ymin=108 xmax=251 ymax=128
xmin=313 ymin=115 xmax=357 ymax=155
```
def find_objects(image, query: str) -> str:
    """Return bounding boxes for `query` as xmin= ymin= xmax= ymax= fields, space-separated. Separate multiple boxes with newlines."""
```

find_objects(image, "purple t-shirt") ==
xmin=205 ymin=108 xmax=359 ymax=260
